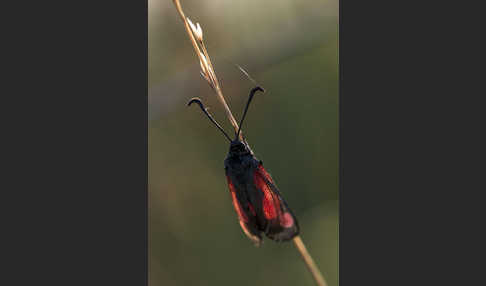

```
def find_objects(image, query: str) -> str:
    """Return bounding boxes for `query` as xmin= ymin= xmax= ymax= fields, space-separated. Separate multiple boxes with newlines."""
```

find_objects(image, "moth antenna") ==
xmin=236 ymin=86 xmax=265 ymax=140
xmin=188 ymin=98 xmax=232 ymax=142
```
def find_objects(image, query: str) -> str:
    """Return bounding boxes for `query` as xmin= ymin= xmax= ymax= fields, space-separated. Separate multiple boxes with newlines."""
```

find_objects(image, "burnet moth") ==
xmin=188 ymin=86 xmax=299 ymax=245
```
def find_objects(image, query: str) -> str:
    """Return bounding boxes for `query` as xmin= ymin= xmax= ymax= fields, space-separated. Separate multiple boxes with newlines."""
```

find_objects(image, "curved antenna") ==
xmin=188 ymin=98 xmax=232 ymax=142
xmin=236 ymin=86 xmax=265 ymax=140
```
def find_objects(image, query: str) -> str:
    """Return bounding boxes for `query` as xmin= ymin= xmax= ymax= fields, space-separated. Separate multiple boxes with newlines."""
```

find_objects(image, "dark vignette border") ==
xmin=340 ymin=0 xmax=482 ymax=285
xmin=340 ymin=0 xmax=420 ymax=284
xmin=2 ymin=1 xmax=148 ymax=285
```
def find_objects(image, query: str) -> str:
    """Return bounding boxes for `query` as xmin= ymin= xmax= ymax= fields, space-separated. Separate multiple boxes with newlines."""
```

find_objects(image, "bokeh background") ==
xmin=149 ymin=0 xmax=338 ymax=285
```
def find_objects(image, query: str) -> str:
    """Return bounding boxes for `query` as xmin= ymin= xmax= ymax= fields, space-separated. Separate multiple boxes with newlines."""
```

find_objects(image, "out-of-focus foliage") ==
xmin=149 ymin=0 xmax=338 ymax=285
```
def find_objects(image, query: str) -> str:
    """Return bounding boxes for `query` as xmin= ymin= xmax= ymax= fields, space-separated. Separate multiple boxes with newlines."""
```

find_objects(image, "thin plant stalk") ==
xmin=293 ymin=236 xmax=328 ymax=286
xmin=171 ymin=1 xmax=328 ymax=286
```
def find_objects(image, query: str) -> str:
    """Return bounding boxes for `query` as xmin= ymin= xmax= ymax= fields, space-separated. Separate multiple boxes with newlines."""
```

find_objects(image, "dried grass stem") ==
xmin=172 ymin=0 xmax=241 ymax=139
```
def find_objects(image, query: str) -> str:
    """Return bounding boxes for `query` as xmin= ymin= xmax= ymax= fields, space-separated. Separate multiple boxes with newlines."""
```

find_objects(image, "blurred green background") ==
xmin=149 ymin=0 xmax=338 ymax=285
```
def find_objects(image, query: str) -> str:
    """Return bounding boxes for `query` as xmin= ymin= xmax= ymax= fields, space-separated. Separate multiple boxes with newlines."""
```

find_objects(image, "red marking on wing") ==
xmin=227 ymin=176 xmax=248 ymax=223
xmin=258 ymin=164 xmax=274 ymax=183
xmin=254 ymin=166 xmax=282 ymax=220
xmin=280 ymin=212 xmax=294 ymax=228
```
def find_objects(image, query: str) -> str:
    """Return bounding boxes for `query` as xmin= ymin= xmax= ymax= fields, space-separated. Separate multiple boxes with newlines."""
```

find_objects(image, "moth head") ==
xmin=229 ymin=140 xmax=250 ymax=157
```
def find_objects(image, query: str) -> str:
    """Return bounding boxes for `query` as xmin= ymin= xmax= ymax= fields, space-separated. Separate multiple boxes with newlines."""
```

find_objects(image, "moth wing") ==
xmin=253 ymin=164 xmax=299 ymax=242
xmin=226 ymin=175 xmax=262 ymax=246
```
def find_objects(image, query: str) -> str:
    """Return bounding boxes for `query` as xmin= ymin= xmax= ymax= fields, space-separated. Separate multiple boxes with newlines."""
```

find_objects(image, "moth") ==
xmin=188 ymin=86 xmax=299 ymax=245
